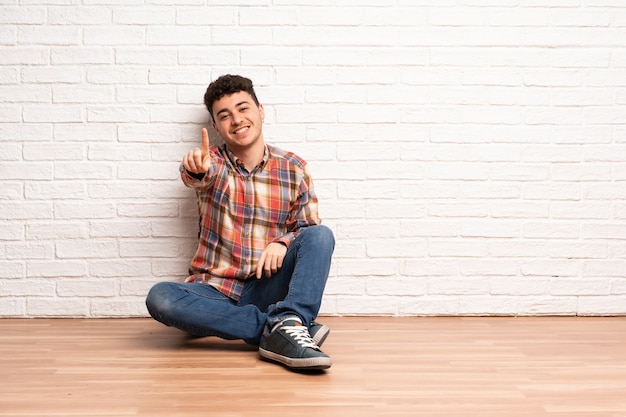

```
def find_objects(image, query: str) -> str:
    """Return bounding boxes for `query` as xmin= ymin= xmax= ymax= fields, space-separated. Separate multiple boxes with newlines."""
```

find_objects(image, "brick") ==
xmin=53 ymin=201 xmax=116 ymax=219
xmin=147 ymin=68 xmax=209 ymax=85
xmin=177 ymin=7 xmax=237 ymax=25
xmin=146 ymin=27 xmax=212 ymax=46
xmin=0 ymin=183 xmax=22 ymax=200
xmin=0 ymin=68 xmax=19 ymax=84
xmin=366 ymin=277 xmax=427 ymax=296
xmin=0 ymin=105 xmax=21 ymax=122
xmin=0 ymin=261 xmax=25 ymax=279
xmin=427 ymin=163 xmax=489 ymax=180
xmin=113 ymin=8 xmax=174 ymax=25
xmin=25 ymin=181 xmax=87 ymax=200
xmin=0 ymin=47 xmax=48 ymax=65
xmin=5 ymin=242 xmax=55 ymax=260
xmin=51 ymin=47 xmax=113 ymax=65
xmin=521 ymin=260 xmax=579 ymax=277
xmin=551 ymin=202 xmax=611 ymax=220
xmin=0 ymin=300 xmax=25 ymax=317
xmin=151 ymin=259 xmax=190 ymax=277
xmin=550 ymin=278 xmax=610 ymax=296
xmin=517 ymin=297 xmax=578 ymax=316
xmin=151 ymin=219 xmax=197 ymax=238
xmin=27 ymin=298 xmax=90 ymax=317
xmin=25 ymin=222 xmax=89 ymax=240
xmin=3 ymin=279 xmax=56 ymax=296
xmin=56 ymin=239 xmax=118 ymax=259
xmin=578 ymin=297 xmax=626 ymax=315
xmin=90 ymin=298 xmax=148 ymax=317
xmin=117 ymin=124 xmax=182 ymax=143
xmin=428 ymin=203 xmax=489 ymax=218
xmin=337 ymin=181 xmax=397 ymax=199
xmin=89 ymin=259 xmax=148 ymax=277
xmin=335 ymin=259 xmax=397 ymax=277
xmin=489 ymin=278 xmax=550 ymax=296
xmin=0 ymin=6 xmax=46 ymax=24
xmin=54 ymin=162 xmax=113 ymax=180
xmin=54 ymin=124 xmax=117 ymax=142
xmin=399 ymin=297 xmax=460 ymax=316
xmin=0 ymin=202 xmax=53 ymax=220
xmin=117 ymin=162 xmax=179 ymax=180
xmin=48 ymin=6 xmax=112 ymax=25
xmin=118 ymin=202 xmax=179 ymax=218
xmin=57 ymin=279 xmax=117 ymax=297
xmin=90 ymin=220 xmax=151 ymax=238
xmin=335 ymin=296 xmax=398 ymax=315
xmin=150 ymin=106 xmax=208 ymax=123
xmin=458 ymin=296 xmax=519 ymax=316
xmin=120 ymin=279 xmax=160 ymax=296
xmin=53 ymin=85 xmax=113 ymax=103
xmin=87 ymin=67 xmax=148 ymax=84
xmin=18 ymin=26 xmax=80 ymax=45
xmin=0 ymin=222 xmax=24 ymax=241
xmin=23 ymin=143 xmax=84 ymax=161
xmin=115 ymin=48 xmax=178 ymax=65
xmin=0 ymin=143 xmax=21 ymax=160
xmin=461 ymin=220 xmax=520 ymax=238
xmin=23 ymin=105 xmax=83 ymax=123
xmin=26 ymin=261 xmax=87 ymax=278
xmin=0 ymin=86 xmax=51 ymax=103
xmin=522 ymin=222 xmax=580 ymax=239
xmin=86 ymin=106 xmax=149 ymax=122
xmin=584 ymin=260 xmax=626 ymax=277
xmin=119 ymin=238 xmax=184 ymax=258
xmin=323 ymin=276 xmax=366 ymax=296
xmin=522 ymin=183 xmax=581 ymax=200
xmin=115 ymin=86 xmax=175 ymax=104
xmin=366 ymin=239 xmax=427 ymax=258
xmin=84 ymin=27 xmax=144 ymax=45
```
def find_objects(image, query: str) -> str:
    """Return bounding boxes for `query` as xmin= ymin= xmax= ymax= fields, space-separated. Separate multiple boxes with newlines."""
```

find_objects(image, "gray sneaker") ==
xmin=309 ymin=321 xmax=330 ymax=347
xmin=259 ymin=319 xmax=332 ymax=370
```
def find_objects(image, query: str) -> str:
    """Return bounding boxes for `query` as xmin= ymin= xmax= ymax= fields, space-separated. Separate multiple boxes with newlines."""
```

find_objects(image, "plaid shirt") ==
xmin=180 ymin=143 xmax=321 ymax=301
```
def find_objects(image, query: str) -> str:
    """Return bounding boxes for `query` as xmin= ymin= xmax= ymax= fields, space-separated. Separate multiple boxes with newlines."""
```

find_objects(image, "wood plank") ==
xmin=1 ymin=317 xmax=626 ymax=416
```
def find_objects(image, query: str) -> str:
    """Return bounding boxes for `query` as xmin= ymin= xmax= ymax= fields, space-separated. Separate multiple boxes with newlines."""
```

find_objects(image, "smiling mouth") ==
xmin=233 ymin=126 xmax=249 ymax=135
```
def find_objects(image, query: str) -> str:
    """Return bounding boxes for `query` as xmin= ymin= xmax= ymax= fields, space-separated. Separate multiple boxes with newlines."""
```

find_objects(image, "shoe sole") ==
xmin=311 ymin=325 xmax=330 ymax=347
xmin=258 ymin=347 xmax=332 ymax=370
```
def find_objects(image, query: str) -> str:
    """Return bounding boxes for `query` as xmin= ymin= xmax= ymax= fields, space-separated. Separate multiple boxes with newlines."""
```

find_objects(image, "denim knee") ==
xmin=299 ymin=225 xmax=335 ymax=251
xmin=145 ymin=281 xmax=175 ymax=320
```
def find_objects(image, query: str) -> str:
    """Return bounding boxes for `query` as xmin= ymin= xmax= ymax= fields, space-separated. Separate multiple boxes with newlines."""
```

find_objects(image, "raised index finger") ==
xmin=201 ymin=128 xmax=209 ymax=156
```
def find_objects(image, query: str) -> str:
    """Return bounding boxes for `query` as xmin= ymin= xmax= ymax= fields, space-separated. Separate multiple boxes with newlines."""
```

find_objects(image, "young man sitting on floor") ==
xmin=146 ymin=74 xmax=335 ymax=371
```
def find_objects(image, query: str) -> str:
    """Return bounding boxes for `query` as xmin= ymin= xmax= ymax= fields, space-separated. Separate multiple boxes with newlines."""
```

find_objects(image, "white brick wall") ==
xmin=2 ymin=1 xmax=626 ymax=318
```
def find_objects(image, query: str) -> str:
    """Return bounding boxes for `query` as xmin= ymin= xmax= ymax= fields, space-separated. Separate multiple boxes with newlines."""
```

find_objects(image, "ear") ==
xmin=258 ymin=103 xmax=265 ymax=121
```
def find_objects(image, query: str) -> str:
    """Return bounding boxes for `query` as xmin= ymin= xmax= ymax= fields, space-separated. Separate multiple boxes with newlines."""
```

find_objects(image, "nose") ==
xmin=231 ymin=113 xmax=243 ymax=125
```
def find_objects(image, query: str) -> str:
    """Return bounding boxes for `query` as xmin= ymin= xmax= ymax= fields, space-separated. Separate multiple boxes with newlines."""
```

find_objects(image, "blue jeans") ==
xmin=145 ymin=225 xmax=334 ymax=346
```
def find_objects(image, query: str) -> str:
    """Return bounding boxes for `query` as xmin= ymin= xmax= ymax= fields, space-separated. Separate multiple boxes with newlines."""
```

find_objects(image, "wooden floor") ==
xmin=1 ymin=317 xmax=626 ymax=417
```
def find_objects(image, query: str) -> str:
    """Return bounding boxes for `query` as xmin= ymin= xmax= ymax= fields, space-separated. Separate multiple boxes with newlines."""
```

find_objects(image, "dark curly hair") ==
xmin=203 ymin=74 xmax=260 ymax=120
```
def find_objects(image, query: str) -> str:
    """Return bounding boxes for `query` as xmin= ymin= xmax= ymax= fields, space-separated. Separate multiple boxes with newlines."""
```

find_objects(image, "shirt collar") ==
xmin=223 ymin=144 xmax=270 ymax=173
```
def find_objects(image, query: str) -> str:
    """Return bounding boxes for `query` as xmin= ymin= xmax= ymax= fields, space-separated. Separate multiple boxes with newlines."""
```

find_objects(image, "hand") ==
xmin=183 ymin=128 xmax=211 ymax=174
xmin=256 ymin=242 xmax=287 ymax=279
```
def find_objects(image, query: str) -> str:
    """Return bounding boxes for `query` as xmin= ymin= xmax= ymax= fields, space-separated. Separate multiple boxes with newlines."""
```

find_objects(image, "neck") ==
xmin=229 ymin=142 xmax=265 ymax=172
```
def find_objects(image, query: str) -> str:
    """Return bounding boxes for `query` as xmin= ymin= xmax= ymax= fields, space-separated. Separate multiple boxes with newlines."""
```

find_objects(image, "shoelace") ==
xmin=282 ymin=325 xmax=319 ymax=350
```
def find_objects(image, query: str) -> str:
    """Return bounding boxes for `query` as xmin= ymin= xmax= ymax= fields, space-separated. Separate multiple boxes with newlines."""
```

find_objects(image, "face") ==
xmin=211 ymin=91 xmax=265 ymax=153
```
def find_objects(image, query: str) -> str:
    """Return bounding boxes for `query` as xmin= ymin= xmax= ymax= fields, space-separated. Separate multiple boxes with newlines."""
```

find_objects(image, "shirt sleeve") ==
xmin=272 ymin=163 xmax=321 ymax=248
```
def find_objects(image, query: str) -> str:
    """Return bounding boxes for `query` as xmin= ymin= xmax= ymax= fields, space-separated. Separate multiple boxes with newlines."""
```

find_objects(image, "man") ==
xmin=146 ymin=74 xmax=335 ymax=371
